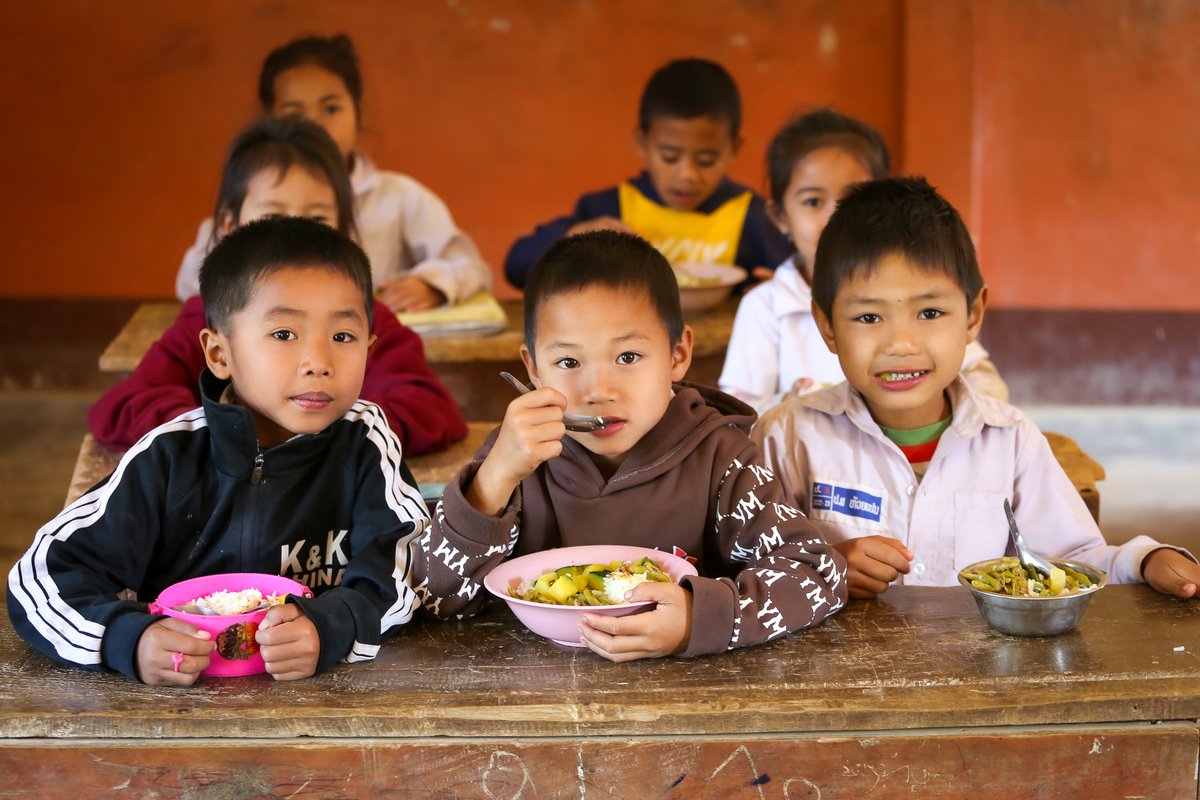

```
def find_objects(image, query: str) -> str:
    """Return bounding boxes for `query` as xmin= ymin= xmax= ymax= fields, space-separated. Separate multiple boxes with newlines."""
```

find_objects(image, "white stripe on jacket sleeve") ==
xmin=8 ymin=410 xmax=208 ymax=665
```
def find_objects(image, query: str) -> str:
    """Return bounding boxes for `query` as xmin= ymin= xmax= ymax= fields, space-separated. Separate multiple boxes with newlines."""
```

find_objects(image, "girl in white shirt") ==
xmin=720 ymin=108 xmax=1006 ymax=413
xmin=175 ymin=34 xmax=491 ymax=312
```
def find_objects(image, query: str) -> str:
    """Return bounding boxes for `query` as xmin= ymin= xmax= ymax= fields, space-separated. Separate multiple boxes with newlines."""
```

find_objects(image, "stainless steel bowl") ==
xmin=958 ymin=558 xmax=1108 ymax=636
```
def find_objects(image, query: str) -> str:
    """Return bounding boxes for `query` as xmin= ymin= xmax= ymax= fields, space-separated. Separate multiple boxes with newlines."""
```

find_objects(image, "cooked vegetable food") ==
xmin=673 ymin=271 xmax=724 ymax=288
xmin=961 ymin=557 xmax=1097 ymax=598
xmin=509 ymin=557 xmax=672 ymax=606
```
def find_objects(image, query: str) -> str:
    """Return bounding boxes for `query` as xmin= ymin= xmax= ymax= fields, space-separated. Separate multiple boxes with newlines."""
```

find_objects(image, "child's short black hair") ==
xmin=211 ymin=115 xmax=357 ymax=243
xmin=766 ymin=107 xmax=890 ymax=207
xmin=812 ymin=177 xmax=983 ymax=318
xmin=523 ymin=231 xmax=684 ymax=356
xmin=200 ymin=216 xmax=374 ymax=333
xmin=259 ymin=34 xmax=363 ymax=114
xmin=638 ymin=58 xmax=741 ymax=138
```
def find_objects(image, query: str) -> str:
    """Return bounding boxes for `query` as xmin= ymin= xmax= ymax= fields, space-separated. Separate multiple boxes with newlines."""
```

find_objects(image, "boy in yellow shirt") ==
xmin=504 ymin=58 xmax=788 ymax=287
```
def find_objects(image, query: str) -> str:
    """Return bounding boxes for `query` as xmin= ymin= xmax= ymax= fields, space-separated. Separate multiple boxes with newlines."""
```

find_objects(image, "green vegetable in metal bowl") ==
xmin=960 ymin=556 xmax=1097 ymax=598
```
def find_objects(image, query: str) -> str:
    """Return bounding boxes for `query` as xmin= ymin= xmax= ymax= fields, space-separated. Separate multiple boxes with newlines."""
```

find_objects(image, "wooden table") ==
xmin=67 ymin=429 xmax=1107 ymax=524
xmin=1 ymin=585 xmax=1196 ymax=796
xmin=97 ymin=299 xmax=736 ymax=420
xmin=97 ymin=299 xmax=737 ymax=372
xmin=65 ymin=425 xmax=493 ymax=507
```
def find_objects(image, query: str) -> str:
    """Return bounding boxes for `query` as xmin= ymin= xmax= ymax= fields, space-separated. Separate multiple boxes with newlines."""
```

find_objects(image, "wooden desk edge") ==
xmin=67 ymin=428 xmax=1102 ymax=522
xmin=65 ymin=425 xmax=495 ymax=507
xmin=98 ymin=299 xmax=737 ymax=372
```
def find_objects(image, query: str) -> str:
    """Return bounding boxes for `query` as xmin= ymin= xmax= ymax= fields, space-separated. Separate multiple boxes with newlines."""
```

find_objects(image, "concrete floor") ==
xmin=2 ymin=389 xmax=1197 ymax=589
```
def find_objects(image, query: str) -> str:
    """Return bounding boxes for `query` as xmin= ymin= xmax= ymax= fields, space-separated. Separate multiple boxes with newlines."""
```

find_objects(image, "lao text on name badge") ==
xmin=810 ymin=479 xmax=886 ymax=530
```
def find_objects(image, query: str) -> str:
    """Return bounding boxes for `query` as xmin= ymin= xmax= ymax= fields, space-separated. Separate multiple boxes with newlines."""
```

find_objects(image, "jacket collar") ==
xmin=802 ymin=375 xmax=1022 ymax=442
xmin=765 ymin=256 xmax=813 ymax=318
xmin=199 ymin=369 xmax=336 ymax=480
xmin=548 ymin=382 xmax=756 ymax=493
xmin=349 ymin=149 xmax=379 ymax=196
xmin=629 ymin=171 xmax=749 ymax=214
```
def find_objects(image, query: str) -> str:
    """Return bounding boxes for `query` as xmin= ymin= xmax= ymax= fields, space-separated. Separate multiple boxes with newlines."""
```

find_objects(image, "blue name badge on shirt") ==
xmin=812 ymin=482 xmax=884 ymax=523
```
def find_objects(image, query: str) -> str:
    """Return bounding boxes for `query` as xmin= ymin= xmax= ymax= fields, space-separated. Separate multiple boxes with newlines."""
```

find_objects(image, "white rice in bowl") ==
xmin=602 ymin=571 xmax=651 ymax=604
xmin=188 ymin=588 xmax=277 ymax=616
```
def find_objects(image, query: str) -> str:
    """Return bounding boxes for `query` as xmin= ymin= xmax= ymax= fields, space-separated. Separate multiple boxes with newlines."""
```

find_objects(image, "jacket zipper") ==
xmin=250 ymin=448 xmax=265 ymax=485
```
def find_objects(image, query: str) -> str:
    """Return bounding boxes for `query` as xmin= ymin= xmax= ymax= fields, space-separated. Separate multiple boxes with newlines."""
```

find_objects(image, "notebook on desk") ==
xmin=396 ymin=292 xmax=508 ymax=336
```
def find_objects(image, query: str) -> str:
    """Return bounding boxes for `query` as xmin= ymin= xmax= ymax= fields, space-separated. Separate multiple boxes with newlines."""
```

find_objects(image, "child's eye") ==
xmin=918 ymin=309 xmax=944 ymax=321
xmin=695 ymin=156 xmax=717 ymax=168
xmin=554 ymin=357 xmax=580 ymax=369
xmin=616 ymin=352 xmax=641 ymax=365
xmin=271 ymin=330 xmax=296 ymax=341
xmin=801 ymin=197 xmax=823 ymax=209
xmin=308 ymin=214 xmax=331 ymax=225
xmin=332 ymin=332 xmax=356 ymax=343
xmin=854 ymin=313 xmax=881 ymax=324
xmin=322 ymin=103 xmax=342 ymax=117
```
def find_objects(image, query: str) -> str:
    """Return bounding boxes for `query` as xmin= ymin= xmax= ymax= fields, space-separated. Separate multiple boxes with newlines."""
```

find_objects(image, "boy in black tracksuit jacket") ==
xmin=7 ymin=218 xmax=429 ymax=685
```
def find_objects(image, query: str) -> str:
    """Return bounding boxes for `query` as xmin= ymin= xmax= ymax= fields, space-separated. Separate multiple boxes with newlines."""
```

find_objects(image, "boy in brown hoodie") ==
xmin=411 ymin=231 xmax=846 ymax=660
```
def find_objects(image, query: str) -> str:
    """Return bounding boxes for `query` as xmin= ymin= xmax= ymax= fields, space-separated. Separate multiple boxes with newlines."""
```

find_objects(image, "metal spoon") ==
xmin=499 ymin=372 xmax=613 ymax=433
xmin=1004 ymin=498 xmax=1056 ymax=578
xmin=172 ymin=601 xmax=274 ymax=616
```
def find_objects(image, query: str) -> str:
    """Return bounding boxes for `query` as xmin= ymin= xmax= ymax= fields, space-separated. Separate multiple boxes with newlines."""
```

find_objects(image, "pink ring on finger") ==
xmin=171 ymin=651 xmax=184 ymax=673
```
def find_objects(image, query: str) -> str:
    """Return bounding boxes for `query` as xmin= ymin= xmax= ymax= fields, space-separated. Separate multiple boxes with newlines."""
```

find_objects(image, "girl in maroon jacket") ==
xmin=89 ymin=116 xmax=466 ymax=454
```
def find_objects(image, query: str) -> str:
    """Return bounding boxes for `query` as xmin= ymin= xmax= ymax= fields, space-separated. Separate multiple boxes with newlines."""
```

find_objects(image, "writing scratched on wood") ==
xmin=466 ymin=743 xmax=938 ymax=798
xmin=482 ymin=751 xmax=531 ymax=799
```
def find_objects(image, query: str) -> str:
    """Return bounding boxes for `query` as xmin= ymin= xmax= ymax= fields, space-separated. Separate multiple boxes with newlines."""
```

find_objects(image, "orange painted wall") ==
xmin=2 ymin=1 xmax=1197 ymax=310
xmin=0 ymin=0 xmax=900 ymax=300
xmin=904 ymin=0 xmax=1200 ymax=310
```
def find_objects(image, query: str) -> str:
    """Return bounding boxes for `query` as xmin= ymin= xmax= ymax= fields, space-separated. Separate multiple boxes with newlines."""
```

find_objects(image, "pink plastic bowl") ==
xmin=149 ymin=572 xmax=312 ymax=677
xmin=483 ymin=545 xmax=699 ymax=647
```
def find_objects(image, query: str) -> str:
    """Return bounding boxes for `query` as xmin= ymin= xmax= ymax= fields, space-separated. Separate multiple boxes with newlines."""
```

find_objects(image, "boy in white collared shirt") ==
xmin=753 ymin=177 xmax=1200 ymax=599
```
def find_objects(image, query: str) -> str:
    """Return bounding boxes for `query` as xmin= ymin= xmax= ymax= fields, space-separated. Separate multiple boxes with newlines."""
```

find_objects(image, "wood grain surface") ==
xmin=98 ymin=299 xmax=737 ymax=372
xmin=63 ymin=430 xmax=1106 ymax=523
xmin=0 ymin=725 xmax=1194 ymax=799
xmin=2 ymin=586 xmax=1196 ymax=796
xmin=64 ymin=426 xmax=494 ymax=507
xmin=2 ymin=586 xmax=1198 ymax=739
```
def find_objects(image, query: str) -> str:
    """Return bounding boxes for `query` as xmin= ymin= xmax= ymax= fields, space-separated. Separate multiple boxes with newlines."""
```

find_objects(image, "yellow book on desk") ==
xmin=396 ymin=292 xmax=508 ymax=336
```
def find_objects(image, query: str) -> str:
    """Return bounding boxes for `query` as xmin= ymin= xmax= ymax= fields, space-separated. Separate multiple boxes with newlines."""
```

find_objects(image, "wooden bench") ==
xmin=1044 ymin=431 xmax=1105 ymax=520
xmin=0 ymin=585 xmax=1196 ymax=795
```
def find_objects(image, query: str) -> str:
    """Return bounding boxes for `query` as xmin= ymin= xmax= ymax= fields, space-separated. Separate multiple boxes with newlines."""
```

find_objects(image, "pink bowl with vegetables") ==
xmin=483 ymin=545 xmax=698 ymax=647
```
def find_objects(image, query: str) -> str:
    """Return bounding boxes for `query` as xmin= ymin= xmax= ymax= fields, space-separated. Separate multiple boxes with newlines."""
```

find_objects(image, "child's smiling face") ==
xmin=201 ymin=266 xmax=375 ymax=448
xmin=521 ymin=285 xmax=692 ymax=475
xmin=815 ymin=252 xmax=986 ymax=430
xmin=636 ymin=115 xmax=741 ymax=212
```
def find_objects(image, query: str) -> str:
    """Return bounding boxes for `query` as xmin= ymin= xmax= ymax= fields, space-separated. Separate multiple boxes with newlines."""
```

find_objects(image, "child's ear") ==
xmin=670 ymin=325 xmax=694 ymax=381
xmin=812 ymin=300 xmax=839 ymax=354
xmin=633 ymin=126 xmax=648 ymax=162
xmin=729 ymin=133 xmax=745 ymax=157
xmin=217 ymin=210 xmax=238 ymax=236
xmin=519 ymin=344 xmax=540 ymax=388
xmin=966 ymin=285 xmax=988 ymax=344
xmin=199 ymin=327 xmax=232 ymax=379
xmin=766 ymin=198 xmax=789 ymax=236
xmin=366 ymin=333 xmax=378 ymax=351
